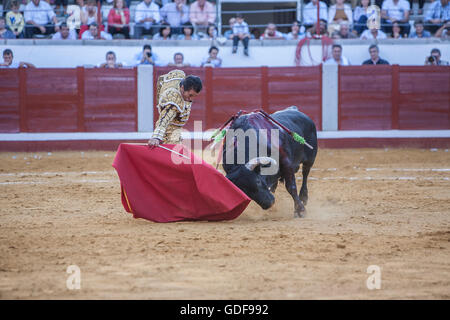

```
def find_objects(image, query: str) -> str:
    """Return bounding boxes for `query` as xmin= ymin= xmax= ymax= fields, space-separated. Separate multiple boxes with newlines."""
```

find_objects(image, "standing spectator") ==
xmin=24 ymin=0 xmax=60 ymax=38
xmin=153 ymin=22 xmax=173 ymax=40
xmin=177 ymin=21 xmax=200 ymax=40
xmin=160 ymin=0 xmax=189 ymax=35
xmin=362 ymin=44 xmax=390 ymax=65
xmin=99 ymin=51 xmax=123 ymax=68
xmin=332 ymin=21 xmax=357 ymax=38
xmin=201 ymin=46 xmax=222 ymax=67
xmin=285 ymin=20 xmax=306 ymax=40
xmin=260 ymin=23 xmax=284 ymax=40
xmin=324 ymin=44 xmax=351 ymax=65
xmin=189 ymin=0 xmax=216 ymax=35
xmin=108 ymin=0 xmax=130 ymax=39
xmin=134 ymin=44 xmax=161 ymax=66
xmin=0 ymin=16 xmax=16 ymax=39
xmin=223 ymin=17 xmax=236 ymax=39
xmin=6 ymin=0 xmax=25 ymax=38
xmin=0 ymin=49 xmax=35 ymax=68
xmin=306 ymin=19 xmax=329 ymax=37
xmin=409 ymin=20 xmax=432 ymax=37
xmin=167 ymin=52 xmax=191 ymax=67
xmin=81 ymin=22 xmax=113 ymax=39
xmin=353 ymin=0 xmax=370 ymax=35
xmin=232 ymin=14 xmax=250 ymax=55
xmin=51 ymin=22 xmax=77 ymax=40
xmin=360 ymin=27 xmax=388 ymax=39
xmin=390 ymin=21 xmax=403 ymax=38
xmin=303 ymin=0 xmax=328 ymax=29
xmin=381 ymin=0 xmax=411 ymax=36
xmin=425 ymin=0 xmax=450 ymax=33
xmin=134 ymin=0 xmax=161 ymax=39
xmin=81 ymin=0 xmax=99 ymax=26
xmin=435 ymin=20 xmax=450 ymax=39
xmin=425 ymin=48 xmax=449 ymax=65
xmin=328 ymin=0 xmax=353 ymax=27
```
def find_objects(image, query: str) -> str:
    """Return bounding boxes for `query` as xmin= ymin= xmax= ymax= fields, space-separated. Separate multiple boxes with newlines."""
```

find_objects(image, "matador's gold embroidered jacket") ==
xmin=151 ymin=69 xmax=192 ymax=144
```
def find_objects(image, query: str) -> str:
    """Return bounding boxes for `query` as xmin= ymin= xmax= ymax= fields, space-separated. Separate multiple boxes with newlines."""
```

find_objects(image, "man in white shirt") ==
xmin=360 ymin=28 xmax=388 ymax=39
xmin=302 ymin=0 xmax=328 ymax=29
xmin=160 ymin=0 xmax=189 ymax=35
xmin=0 ymin=49 xmax=35 ymax=68
xmin=24 ymin=0 xmax=59 ymax=38
xmin=324 ymin=44 xmax=351 ymax=65
xmin=51 ymin=22 xmax=77 ymax=40
xmin=381 ymin=0 xmax=411 ymax=36
xmin=134 ymin=0 xmax=161 ymax=39
xmin=81 ymin=23 xmax=113 ymax=40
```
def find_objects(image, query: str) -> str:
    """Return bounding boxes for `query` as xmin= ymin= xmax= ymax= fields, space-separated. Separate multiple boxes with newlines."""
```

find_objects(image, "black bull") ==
xmin=222 ymin=106 xmax=318 ymax=217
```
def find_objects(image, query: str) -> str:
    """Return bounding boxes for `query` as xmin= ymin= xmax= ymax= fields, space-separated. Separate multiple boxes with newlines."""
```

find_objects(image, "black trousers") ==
xmin=108 ymin=26 xmax=130 ymax=39
xmin=25 ymin=25 xmax=55 ymax=38
xmin=233 ymin=35 xmax=249 ymax=49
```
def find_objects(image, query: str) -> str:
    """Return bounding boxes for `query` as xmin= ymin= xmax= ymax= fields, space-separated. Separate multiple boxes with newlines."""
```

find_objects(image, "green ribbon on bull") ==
xmin=212 ymin=129 xmax=227 ymax=144
xmin=292 ymin=132 xmax=314 ymax=150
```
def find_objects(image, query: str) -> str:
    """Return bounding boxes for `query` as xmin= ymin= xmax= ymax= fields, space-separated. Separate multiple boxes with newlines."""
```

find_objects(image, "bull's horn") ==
xmin=245 ymin=157 xmax=277 ymax=171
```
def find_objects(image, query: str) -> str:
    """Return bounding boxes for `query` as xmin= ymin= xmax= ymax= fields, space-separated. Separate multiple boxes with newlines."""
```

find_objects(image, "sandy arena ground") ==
xmin=0 ymin=148 xmax=449 ymax=299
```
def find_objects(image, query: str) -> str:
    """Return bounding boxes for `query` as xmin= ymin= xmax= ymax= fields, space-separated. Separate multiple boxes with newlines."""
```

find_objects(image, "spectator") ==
xmin=134 ymin=44 xmax=160 ymax=66
xmin=81 ymin=22 xmax=113 ymax=40
xmin=223 ymin=17 xmax=236 ymax=39
xmin=285 ymin=20 xmax=306 ymax=40
xmin=177 ymin=21 xmax=200 ymax=40
xmin=328 ymin=0 xmax=353 ymax=26
xmin=353 ymin=0 xmax=370 ymax=35
xmin=0 ymin=16 xmax=16 ymax=39
xmin=303 ymin=0 xmax=328 ymax=29
xmin=24 ymin=0 xmax=60 ymax=38
xmin=6 ymin=0 xmax=25 ymax=39
xmin=99 ymin=51 xmax=123 ymax=68
xmin=381 ymin=0 xmax=411 ymax=37
xmin=134 ymin=0 xmax=161 ymax=39
xmin=324 ymin=44 xmax=351 ymax=65
xmin=260 ymin=23 xmax=284 ymax=40
xmin=108 ymin=0 xmax=130 ymax=39
xmin=360 ymin=27 xmax=388 ymax=39
xmin=153 ymin=22 xmax=173 ymax=40
xmin=409 ymin=20 xmax=432 ymax=37
xmin=425 ymin=48 xmax=449 ymax=65
xmin=390 ymin=21 xmax=403 ymax=38
xmin=306 ymin=19 xmax=329 ymax=37
xmin=435 ymin=20 xmax=450 ymax=39
xmin=425 ymin=0 xmax=450 ymax=33
xmin=201 ymin=46 xmax=222 ymax=67
xmin=332 ymin=21 xmax=357 ymax=38
xmin=160 ymin=0 xmax=189 ymax=35
xmin=362 ymin=44 xmax=390 ymax=64
xmin=51 ymin=22 xmax=77 ymax=40
xmin=189 ymin=0 xmax=216 ymax=35
xmin=81 ymin=0 xmax=98 ymax=26
xmin=0 ymin=49 xmax=35 ymax=68
xmin=232 ymin=14 xmax=250 ymax=55
xmin=203 ymin=23 xmax=218 ymax=40
xmin=167 ymin=52 xmax=191 ymax=67
xmin=55 ymin=0 xmax=69 ymax=17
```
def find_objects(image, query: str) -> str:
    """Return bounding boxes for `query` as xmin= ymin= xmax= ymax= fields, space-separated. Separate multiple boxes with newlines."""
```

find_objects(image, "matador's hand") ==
xmin=148 ymin=138 xmax=161 ymax=148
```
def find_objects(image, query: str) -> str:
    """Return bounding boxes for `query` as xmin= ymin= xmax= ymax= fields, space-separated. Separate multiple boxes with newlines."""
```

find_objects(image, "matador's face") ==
xmin=180 ymin=86 xmax=199 ymax=103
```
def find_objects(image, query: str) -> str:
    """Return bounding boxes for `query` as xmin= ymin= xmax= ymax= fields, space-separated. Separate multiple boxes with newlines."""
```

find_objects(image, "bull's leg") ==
xmin=282 ymin=169 xmax=305 ymax=218
xmin=299 ymin=162 xmax=312 ymax=206
xmin=269 ymin=180 xmax=278 ymax=193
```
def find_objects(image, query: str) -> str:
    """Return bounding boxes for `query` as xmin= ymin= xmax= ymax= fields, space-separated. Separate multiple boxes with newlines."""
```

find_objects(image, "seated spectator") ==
xmin=306 ymin=19 xmax=329 ymax=37
xmin=107 ymin=0 xmax=130 ymax=39
xmin=51 ymin=22 xmax=77 ymax=40
xmin=390 ymin=21 xmax=403 ymax=38
xmin=55 ymin=0 xmax=69 ymax=17
xmin=424 ymin=48 xmax=449 ymax=65
xmin=177 ymin=21 xmax=200 ymax=40
xmin=260 ymin=23 xmax=284 ymax=40
xmin=223 ymin=17 xmax=236 ymax=39
xmin=24 ymin=0 xmax=60 ymax=38
xmin=360 ymin=27 xmax=388 ymax=39
xmin=81 ymin=0 xmax=98 ymax=26
xmin=285 ymin=20 xmax=306 ymax=40
xmin=332 ymin=21 xmax=357 ymax=38
xmin=381 ymin=0 xmax=411 ymax=37
xmin=160 ymin=0 xmax=189 ymax=35
xmin=324 ymin=44 xmax=351 ymax=65
xmin=232 ymin=14 xmax=250 ymax=55
xmin=134 ymin=44 xmax=160 ymax=66
xmin=81 ymin=22 xmax=113 ymax=40
xmin=0 ymin=16 xmax=16 ymax=39
xmin=424 ymin=0 xmax=450 ymax=33
xmin=362 ymin=44 xmax=390 ymax=64
xmin=203 ymin=23 xmax=218 ymax=40
xmin=0 ymin=49 xmax=35 ymax=68
xmin=303 ymin=0 xmax=328 ymax=29
xmin=167 ymin=52 xmax=191 ymax=67
xmin=435 ymin=20 xmax=450 ymax=39
xmin=99 ymin=51 xmax=123 ymax=68
xmin=328 ymin=0 xmax=353 ymax=28
xmin=201 ymin=46 xmax=222 ymax=67
xmin=6 ymin=0 xmax=25 ymax=39
xmin=189 ymin=0 xmax=216 ymax=35
xmin=134 ymin=0 xmax=160 ymax=39
xmin=152 ymin=22 xmax=173 ymax=40
xmin=353 ymin=0 xmax=370 ymax=35
xmin=409 ymin=20 xmax=432 ymax=37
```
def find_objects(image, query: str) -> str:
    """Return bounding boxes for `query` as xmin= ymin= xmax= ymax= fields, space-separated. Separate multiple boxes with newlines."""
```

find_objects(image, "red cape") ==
xmin=112 ymin=143 xmax=251 ymax=222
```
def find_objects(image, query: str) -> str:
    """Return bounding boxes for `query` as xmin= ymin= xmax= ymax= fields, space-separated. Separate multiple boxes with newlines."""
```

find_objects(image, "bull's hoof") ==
xmin=294 ymin=211 xmax=305 ymax=218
